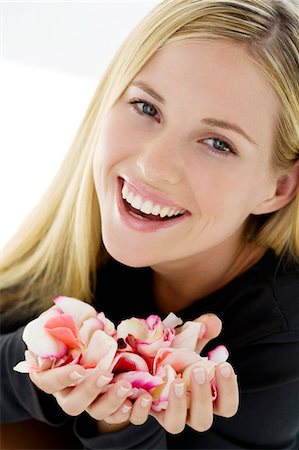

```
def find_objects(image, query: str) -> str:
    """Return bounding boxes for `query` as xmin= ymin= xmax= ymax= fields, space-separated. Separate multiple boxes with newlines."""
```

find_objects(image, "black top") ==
xmin=1 ymin=249 xmax=299 ymax=449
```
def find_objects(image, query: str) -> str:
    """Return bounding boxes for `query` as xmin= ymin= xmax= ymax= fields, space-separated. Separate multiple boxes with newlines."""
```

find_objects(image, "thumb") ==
xmin=193 ymin=313 xmax=222 ymax=353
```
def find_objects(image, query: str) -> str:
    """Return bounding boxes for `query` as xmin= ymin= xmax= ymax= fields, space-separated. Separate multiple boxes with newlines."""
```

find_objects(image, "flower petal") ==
xmin=45 ymin=314 xmax=80 ymax=348
xmin=153 ymin=347 xmax=201 ymax=374
xmin=172 ymin=321 xmax=202 ymax=351
xmin=22 ymin=312 xmax=68 ymax=358
xmin=111 ymin=352 xmax=149 ymax=373
xmin=114 ymin=370 xmax=163 ymax=391
xmin=162 ymin=312 xmax=183 ymax=329
xmin=81 ymin=330 xmax=117 ymax=370
xmin=208 ymin=345 xmax=229 ymax=363
xmin=53 ymin=296 xmax=97 ymax=328
xmin=79 ymin=317 xmax=104 ymax=345
xmin=151 ymin=364 xmax=177 ymax=411
xmin=117 ymin=317 xmax=148 ymax=341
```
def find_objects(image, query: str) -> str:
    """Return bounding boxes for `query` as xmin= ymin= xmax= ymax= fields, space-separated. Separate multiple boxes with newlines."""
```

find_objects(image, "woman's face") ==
xmin=93 ymin=39 xmax=280 ymax=268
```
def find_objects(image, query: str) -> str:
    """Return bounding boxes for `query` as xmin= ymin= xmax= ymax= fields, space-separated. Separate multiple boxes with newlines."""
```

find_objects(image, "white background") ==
xmin=0 ymin=1 xmax=160 ymax=247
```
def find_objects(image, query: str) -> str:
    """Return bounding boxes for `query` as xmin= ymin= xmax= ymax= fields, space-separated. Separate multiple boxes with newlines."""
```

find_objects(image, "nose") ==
xmin=136 ymin=131 xmax=182 ymax=185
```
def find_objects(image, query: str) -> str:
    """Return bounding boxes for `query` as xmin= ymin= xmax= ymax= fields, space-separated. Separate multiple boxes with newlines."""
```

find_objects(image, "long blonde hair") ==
xmin=1 ymin=0 xmax=298 ymax=322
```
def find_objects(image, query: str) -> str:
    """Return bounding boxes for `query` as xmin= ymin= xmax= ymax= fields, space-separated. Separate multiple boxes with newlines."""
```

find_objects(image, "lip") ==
xmin=117 ymin=177 xmax=190 ymax=232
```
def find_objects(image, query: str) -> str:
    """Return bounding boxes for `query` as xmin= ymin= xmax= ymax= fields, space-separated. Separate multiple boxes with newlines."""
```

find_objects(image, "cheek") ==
xmin=187 ymin=159 xmax=271 ymax=217
xmin=93 ymin=110 xmax=133 ymax=175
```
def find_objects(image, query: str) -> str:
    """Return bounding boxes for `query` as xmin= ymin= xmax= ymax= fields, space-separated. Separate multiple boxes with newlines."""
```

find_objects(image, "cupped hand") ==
xmin=30 ymin=365 xmax=135 ymax=420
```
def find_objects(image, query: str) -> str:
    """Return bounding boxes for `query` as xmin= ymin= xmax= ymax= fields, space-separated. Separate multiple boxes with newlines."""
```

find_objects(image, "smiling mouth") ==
xmin=120 ymin=178 xmax=189 ymax=222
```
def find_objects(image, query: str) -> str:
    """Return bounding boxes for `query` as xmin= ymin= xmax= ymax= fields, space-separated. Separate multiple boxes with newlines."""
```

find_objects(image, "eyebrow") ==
xmin=128 ymin=80 xmax=258 ymax=147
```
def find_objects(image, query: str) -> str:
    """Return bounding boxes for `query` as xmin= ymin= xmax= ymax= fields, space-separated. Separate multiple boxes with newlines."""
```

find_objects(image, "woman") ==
xmin=1 ymin=0 xmax=298 ymax=448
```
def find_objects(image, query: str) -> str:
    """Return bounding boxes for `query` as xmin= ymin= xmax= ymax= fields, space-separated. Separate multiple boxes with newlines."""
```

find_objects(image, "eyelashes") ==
xmin=128 ymin=98 xmax=237 ymax=157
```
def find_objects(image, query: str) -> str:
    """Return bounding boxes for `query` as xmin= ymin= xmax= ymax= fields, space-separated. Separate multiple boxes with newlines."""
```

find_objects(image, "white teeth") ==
xmin=151 ymin=205 xmax=161 ymax=216
xmin=121 ymin=183 xmax=186 ymax=218
xmin=140 ymin=200 xmax=154 ymax=214
xmin=159 ymin=207 xmax=170 ymax=218
xmin=131 ymin=194 xmax=142 ymax=210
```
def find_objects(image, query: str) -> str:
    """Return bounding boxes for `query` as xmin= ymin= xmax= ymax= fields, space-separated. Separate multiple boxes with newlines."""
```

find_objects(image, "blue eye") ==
xmin=203 ymin=137 xmax=235 ymax=155
xmin=129 ymin=99 xmax=159 ymax=119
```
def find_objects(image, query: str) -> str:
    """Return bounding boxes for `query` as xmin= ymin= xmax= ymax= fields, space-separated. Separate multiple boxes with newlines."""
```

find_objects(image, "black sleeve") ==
xmin=74 ymin=414 xmax=167 ymax=450
xmin=0 ymin=327 xmax=68 ymax=424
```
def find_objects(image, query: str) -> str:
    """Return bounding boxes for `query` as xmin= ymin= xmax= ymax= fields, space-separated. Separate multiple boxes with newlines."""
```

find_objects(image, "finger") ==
xmin=129 ymin=394 xmax=152 ymax=426
xmin=54 ymin=370 xmax=114 ymax=416
xmin=193 ymin=314 xmax=222 ymax=353
xmin=29 ymin=364 xmax=86 ymax=394
xmin=104 ymin=400 xmax=133 ymax=424
xmin=187 ymin=366 xmax=214 ymax=432
xmin=163 ymin=379 xmax=187 ymax=434
xmin=86 ymin=380 xmax=133 ymax=420
xmin=213 ymin=363 xmax=239 ymax=417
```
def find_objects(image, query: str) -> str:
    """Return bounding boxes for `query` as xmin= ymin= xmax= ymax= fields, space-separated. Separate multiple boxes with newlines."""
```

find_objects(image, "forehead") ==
xmin=132 ymin=39 xmax=279 ymax=150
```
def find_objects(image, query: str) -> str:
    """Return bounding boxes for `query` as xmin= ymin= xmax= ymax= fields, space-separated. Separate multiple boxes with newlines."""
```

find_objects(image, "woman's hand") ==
xmin=29 ymin=365 xmax=136 ymax=422
xmin=148 ymin=360 xmax=238 ymax=434
xmin=29 ymin=363 xmax=153 ymax=431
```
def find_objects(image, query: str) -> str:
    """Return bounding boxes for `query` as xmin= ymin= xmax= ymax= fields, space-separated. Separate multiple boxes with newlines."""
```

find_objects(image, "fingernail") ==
xmin=141 ymin=397 xmax=151 ymax=408
xmin=193 ymin=367 xmax=206 ymax=384
xmin=174 ymin=382 xmax=185 ymax=398
xmin=121 ymin=404 xmax=132 ymax=414
xmin=96 ymin=374 xmax=113 ymax=388
xmin=70 ymin=371 xmax=84 ymax=381
xmin=199 ymin=322 xmax=207 ymax=339
xmin=220 ymin=363 xmax=231 ymax=378
xmin=117 ymin=385 xmax=131 ymax=398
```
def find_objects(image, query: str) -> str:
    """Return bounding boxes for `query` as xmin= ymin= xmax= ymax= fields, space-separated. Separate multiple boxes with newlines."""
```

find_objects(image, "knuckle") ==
xmin=60 ymin=399 xmax=82 ymax=416
xmin=130 ymin=410 xmax=147 ymax=425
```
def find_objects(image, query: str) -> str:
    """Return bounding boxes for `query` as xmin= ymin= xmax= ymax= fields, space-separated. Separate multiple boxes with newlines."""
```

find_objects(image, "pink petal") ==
xmin=172 ymin=321 xmax=203 ymax=351
xmin=153 ymin=347 xmax=201 ymax=374
xmin=81 ymin=330 xmax=117 ymax=370
xmin=135 ymin=330 xmax=174 ymax=357
xmin=53 ymin=296 xmax=97 ymax=328
xmin=162 ymin=312 xmax=183 ymax=329
xmin=22 ymin=313 xmax=68 ymax=359
xmin=114 ymin=370 xmax=163 ymax=391
xmin=45 ymin=314 xmax=80 ymax=349
xmin=208 ymin=345 xmax=229 ymax=363
xmin=111 ymin=352 xmax=149 ymax=373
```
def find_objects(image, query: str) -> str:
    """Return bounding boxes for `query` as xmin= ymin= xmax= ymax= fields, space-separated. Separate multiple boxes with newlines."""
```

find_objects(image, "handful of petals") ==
xmin=13 ymin=296 xmax=229 ymax=411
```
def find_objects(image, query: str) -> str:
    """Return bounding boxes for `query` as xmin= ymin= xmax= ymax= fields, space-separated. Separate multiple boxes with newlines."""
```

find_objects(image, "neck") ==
xmin=151 ymin=240 xmax=267 ymax=315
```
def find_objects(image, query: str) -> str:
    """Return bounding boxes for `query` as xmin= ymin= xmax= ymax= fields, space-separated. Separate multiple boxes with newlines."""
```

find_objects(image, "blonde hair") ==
xmin=1 ymin=0 xmax=298 ymax=321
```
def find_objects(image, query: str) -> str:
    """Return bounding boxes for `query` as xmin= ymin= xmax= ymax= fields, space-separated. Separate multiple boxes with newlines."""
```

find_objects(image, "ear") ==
xmin=252 ymin=160 xmax=299 ymax=215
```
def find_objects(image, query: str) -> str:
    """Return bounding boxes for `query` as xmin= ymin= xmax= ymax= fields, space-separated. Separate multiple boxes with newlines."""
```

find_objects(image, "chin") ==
xmin=102 ymin=236 xmax=154 ymax=268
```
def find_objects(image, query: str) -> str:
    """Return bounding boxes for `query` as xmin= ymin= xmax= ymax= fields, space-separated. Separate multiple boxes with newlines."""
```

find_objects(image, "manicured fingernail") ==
xmin=199 ymin=322 xmax=207 ymax=339
xmin=70 ymin=371 xmax=84 ymax=381
xmin=117 ymin=385 xmax=131 ymax=398
xmin=220 ymin=363 xmax=231 ymax=378
xmin=174 ymin=382 xmax=185 ymax=398
xmin=96 ymin=374 xmax=113 ymax=388
xmin=193 ymin=367 xmax=206 ymax=384
xmin=141 ymin=397 xmax=151 ymax=408
xmin=121 ymin=404 xmax=132 ymax=414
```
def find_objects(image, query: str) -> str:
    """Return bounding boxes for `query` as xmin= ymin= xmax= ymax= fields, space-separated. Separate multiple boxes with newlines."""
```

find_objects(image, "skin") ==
xmin=93 ymin=39 xmax=288 ymax=311
xmin=31 ymin=39 xmax=298 ymax=434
